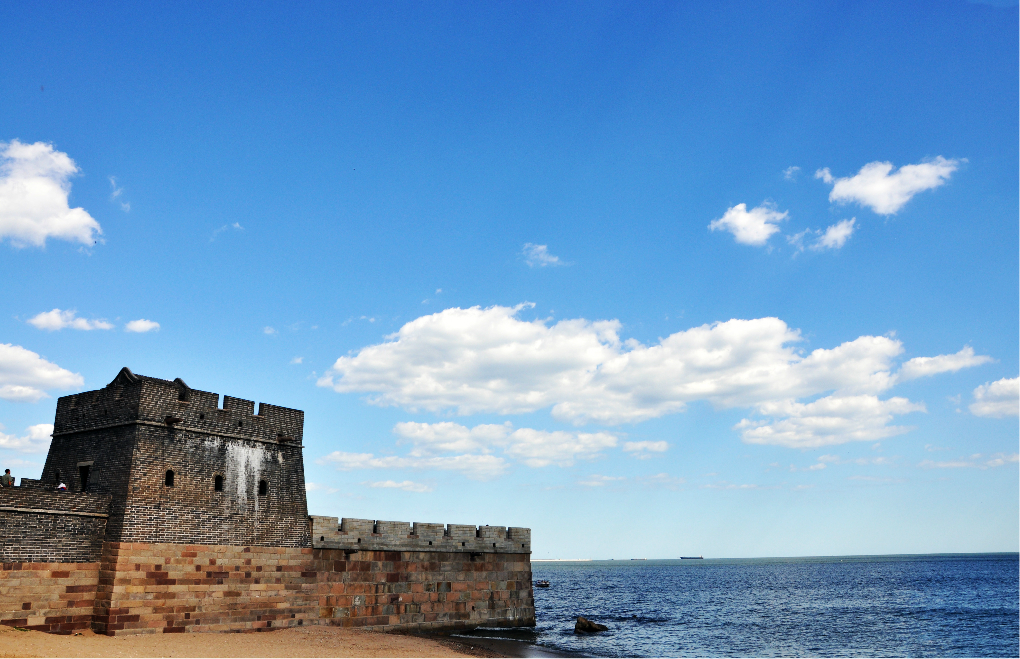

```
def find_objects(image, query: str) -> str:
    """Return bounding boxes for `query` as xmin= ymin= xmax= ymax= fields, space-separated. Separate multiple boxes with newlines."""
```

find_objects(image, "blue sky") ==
xmin=1 ymin=0 xmax=1017 ymax=558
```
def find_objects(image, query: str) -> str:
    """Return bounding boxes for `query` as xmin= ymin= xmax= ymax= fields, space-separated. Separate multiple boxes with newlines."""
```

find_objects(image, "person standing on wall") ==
xmin=0 ymin=469 xmax=13 ymax=487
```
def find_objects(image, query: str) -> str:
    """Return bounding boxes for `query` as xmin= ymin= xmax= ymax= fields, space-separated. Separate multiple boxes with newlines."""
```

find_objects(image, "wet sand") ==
xmin=0 ymin=624 xmax=508 ymax=658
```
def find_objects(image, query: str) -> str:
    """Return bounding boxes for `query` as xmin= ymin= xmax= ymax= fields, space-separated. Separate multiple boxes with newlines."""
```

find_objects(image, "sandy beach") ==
xmin=0 ymin=624 xmax=507 ymax=658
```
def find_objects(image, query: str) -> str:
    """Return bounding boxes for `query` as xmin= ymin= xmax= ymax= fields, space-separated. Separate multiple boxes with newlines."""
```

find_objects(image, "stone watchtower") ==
xmin=43 ymin=367 xmax=310 ymax=547
xmin=2 ymin=368 xmax=533 ymax=636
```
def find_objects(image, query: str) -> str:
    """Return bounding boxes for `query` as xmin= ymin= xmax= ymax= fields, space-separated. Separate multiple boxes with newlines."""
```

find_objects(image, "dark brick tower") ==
xmin=43 ymin=367 xmax=310 ymax=547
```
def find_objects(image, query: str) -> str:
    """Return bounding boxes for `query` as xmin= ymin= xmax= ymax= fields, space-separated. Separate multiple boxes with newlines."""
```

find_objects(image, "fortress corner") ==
xmin=1 ymin=369 xmax=534 ymax=635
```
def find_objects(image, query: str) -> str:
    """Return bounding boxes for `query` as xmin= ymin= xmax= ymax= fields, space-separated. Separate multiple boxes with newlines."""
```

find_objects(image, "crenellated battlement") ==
xmin=310 ymin=516 xmax=531 ymax=554
xmin=53 ymin=367 xmax=303 ymax=445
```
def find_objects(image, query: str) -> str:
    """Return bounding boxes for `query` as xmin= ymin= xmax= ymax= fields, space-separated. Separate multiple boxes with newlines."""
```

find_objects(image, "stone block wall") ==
xmin=0 ymin=562 xmax=100 ymax=633
xmin=92 ymin=542 xmax=320 ymax=635
xmin=315 ymin=549 xmax=535 ymax=631
xmin=311 ymin=516 xmax=531 ymax=554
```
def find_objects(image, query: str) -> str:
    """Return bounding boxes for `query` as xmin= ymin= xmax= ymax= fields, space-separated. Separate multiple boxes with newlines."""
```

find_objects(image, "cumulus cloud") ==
xmin=815 ymin=157 xmax=960 ymax=215
xmin=522 ymin=243 xmax=565 ymax=267
xmin=393 ymin=421 xmax=617 ymax=467
xmin=317 ymin=305 xmax=991 ymax=448
xmin=738 ymin=395 xmax=925 ymax=449
xmin=318 ymin=451 xmax=507 ymax=480
xmin=125 ymin=319 xmax=160 ymax=333
xmin=897 ymin=346 xmax=994 ymax=382
xmin=969 ymin=377 xmax=1019 ymax=418
xmin=0 ymin=140 xmax=102 ymax=247
xmin=0 ymin=423 xmax=53 ymax=453
xmin=368 ymin=480 xmax=433 ymax=493
xmin=622 ymin=441 xmax=669 ymax=458
xmin=502 ymin=428 xmax=618 ymax=467
xmin=0 ymin=344 xmax=82 ymax=402
xmin=814 ymin=219 xmax=856 ymax=250
xmin=788 ymin=219 xmax=856 ymax=253
xmin=27 ymin=308 xmax=113 ymax=331
xmin=709 ymin=202 xmax=788 ymax=246
xmin=783 ymin=166 xmax=800 ymax=180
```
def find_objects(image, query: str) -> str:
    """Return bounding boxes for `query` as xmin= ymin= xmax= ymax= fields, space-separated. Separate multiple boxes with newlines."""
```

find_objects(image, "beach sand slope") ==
xmin=0 ymin=624 xmax=498 ymax=658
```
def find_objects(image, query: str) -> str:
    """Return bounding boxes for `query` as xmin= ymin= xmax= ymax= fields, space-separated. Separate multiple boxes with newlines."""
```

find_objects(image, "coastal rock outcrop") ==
xmin=574 ymin=616 xmax=609 ymax=633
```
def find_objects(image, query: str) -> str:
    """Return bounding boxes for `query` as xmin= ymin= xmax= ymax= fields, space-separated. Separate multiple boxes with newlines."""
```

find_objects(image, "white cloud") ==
xmin=320 ymin=305 xmax=962 ymax=424
xmin=969 ymin=377 xmax=1019 ymax=418
xmin=0 ymin=344 xmax=82 ymax=402
xmin=738 ymin=395 xmax=925 ymax=449
xmin=394 ymin=421 xmax=512 ymax=456
xmin=918 ymin=453 xmax=1019 ymax=470
xmin=897 ymin=346 xmax=994 ymax=382
xmin=108 ymin=176 xmax=129 ymax=212
xmin=368 ymin=480 xmax=433 ymax=493
xmin=503 ymin=428 xmax=617 ymax=467
xmin=622 ymin=440 xmax=668 ymax=458
xmin=813 ymin=219 xmax=856 ymax=250
xmin=318 ymin=451 xmax=507 ymax=481
xmin=210 ymin=222 xmax=243 ymax=241
xmin=290 ymin=356 xmax=303 ymax=364
xmin=264 ymin=326 xmax=278 ymax=335
xmin=27 ymin=308 xmax=113 ymax=331
xmin=578 ymin=474 xmax=625 ymax=487
xmin=125 ymin=319 xmax=159 ymax=333
xmin=317 ymin=305 xmax=991 ymax=448
xmin=709 ymin=202 xmax=787 ymax=246
xmin=815 ymin=157 xmax=960 ymax=215
xmin=305 ymin=482 xmax=340 ymax=494
xmin=816 ymin=454 xmax=893 ymax=466
xmin=393 ymin=421 xmax=617 ymax=467
xmin=522 ymin=243 xmax=565 ymax=267
xmin=0 ymin=423 xmax=53 ymax=453
xmin=0 ymin=140 xmax=102 ymax=247
xmin=783 ymin=166 xmax=800 ymax=180
xmin=788 ymin=219 xmax=856 ymax=253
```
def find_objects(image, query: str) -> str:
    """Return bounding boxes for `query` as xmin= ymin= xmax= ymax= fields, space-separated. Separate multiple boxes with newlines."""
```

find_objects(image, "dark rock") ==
xmin=574 ymin=616 xmax=609 ymax=633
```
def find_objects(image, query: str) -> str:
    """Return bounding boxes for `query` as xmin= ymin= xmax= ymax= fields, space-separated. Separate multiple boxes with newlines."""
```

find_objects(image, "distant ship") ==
xmin=680 ymin=556 xmax=704 ymax=559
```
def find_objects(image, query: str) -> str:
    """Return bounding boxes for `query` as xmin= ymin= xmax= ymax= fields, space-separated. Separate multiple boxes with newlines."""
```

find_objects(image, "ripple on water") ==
xmin=526 ymin=554 xmax=1019 ymax=658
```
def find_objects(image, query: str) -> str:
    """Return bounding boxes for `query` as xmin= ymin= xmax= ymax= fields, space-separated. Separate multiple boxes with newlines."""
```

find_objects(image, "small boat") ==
xmin=535 ymin=580 xmax=550 ymax=588
xmin=680 ymin=556 xmax=704 ymax=559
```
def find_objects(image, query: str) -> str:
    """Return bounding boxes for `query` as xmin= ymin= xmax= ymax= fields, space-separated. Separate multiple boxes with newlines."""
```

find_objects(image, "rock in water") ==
xmin=574 ymin=616 xmax=609 ymax=633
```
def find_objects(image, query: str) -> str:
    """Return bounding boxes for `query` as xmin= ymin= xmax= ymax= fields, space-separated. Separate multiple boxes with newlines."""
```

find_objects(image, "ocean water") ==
xmin=463 ymin=553 xmax=1019 ymax=657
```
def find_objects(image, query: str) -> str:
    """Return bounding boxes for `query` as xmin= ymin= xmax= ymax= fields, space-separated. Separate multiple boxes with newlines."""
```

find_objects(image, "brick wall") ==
xmin=45 ymin=368 xmax=310 ymax=547
xmin=0 ymin=490 xmax=111 ymax=563
xmin=93 ymin=542 xmax=320 ymax=635
xmin=0 ymin=562 xmax=99 ymax=633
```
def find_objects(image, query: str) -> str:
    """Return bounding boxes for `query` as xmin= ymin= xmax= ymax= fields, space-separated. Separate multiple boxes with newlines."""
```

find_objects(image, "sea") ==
xmin=456 ymin=553 xmax=1019 ymax=658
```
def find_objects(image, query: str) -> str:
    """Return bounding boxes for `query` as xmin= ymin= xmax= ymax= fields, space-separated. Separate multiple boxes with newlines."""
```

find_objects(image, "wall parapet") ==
xmin=310 ymin=516 xmax=530 ymax=554
xmin=53 ymin=367 xmax=303 ymax=446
